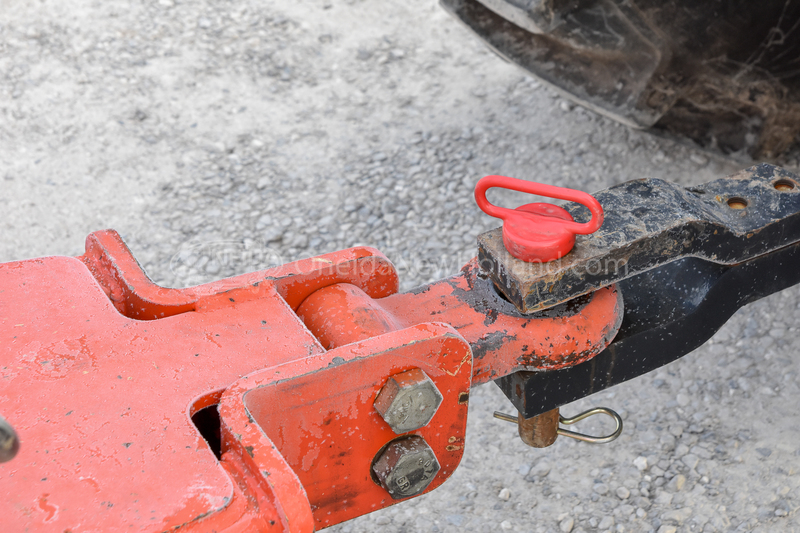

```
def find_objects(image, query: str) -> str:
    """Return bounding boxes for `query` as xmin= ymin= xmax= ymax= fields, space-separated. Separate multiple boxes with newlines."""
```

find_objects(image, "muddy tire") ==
xmin=442 ymin=0 xmax=800 ymax=158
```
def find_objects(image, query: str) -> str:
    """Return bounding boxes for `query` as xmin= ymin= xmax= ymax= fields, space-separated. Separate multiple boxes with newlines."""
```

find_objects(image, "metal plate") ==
xmin=478 ymin=164 xmax=800 ymax=313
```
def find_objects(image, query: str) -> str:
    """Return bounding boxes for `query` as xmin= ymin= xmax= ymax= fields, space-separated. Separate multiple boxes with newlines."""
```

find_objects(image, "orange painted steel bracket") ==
xmin=0 ymin=228 xmax=621 ymax=531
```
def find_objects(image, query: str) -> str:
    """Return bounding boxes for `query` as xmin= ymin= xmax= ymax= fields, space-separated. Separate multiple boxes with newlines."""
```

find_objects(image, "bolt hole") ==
xmin=727 ymin=197 xmax=748 ymax=210
xmin=774 ymin=179 xmax=796 ymax=192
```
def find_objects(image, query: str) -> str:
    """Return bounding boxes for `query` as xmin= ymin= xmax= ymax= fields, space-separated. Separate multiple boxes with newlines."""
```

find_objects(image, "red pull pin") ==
xmin=475 ymin=176 xmax=603 ymax=263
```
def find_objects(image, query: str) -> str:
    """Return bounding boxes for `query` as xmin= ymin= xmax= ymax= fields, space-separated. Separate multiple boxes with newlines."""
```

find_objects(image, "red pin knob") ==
xmin=475 ymin=176 xmax=603 ymax=263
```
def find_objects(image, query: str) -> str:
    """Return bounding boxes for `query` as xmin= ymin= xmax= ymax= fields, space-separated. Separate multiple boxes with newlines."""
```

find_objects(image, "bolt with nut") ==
xmin=374 ymin=368 xmax=443 ymax=434
xmin=372 ymin=436 xmax=441 ymax=499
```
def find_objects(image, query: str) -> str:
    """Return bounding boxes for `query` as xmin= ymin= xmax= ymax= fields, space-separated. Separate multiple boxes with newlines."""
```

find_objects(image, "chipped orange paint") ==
xmin=0 ymin=229 xmax=621 ymax=531
xmin=0 ymin=230 xmax=398 ymax=532
xmin=297 ymin=259 xmax=622 ymax=383
xmin=219 ymin=323 xmax=472 ymax=530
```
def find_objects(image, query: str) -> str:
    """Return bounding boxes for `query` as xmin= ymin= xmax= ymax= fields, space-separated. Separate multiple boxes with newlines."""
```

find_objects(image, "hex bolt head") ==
xmin=0 ymin=416 xmax=19 ymax=463
xmin=374 ymin=368 xmax=443 ymax=434
xmin=372 ymin=436 xmax=441 ymax=499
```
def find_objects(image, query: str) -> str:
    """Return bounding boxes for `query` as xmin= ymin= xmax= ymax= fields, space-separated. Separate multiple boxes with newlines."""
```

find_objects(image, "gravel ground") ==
xmin=2 ymin=1 xmax=800 ymax=532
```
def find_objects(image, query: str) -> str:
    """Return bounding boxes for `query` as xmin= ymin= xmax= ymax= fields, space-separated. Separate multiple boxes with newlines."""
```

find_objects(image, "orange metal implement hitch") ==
xmin=0 ymin=182 xmax=621 ymax=531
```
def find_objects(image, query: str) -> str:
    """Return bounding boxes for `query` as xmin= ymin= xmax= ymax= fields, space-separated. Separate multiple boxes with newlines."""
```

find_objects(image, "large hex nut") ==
xmin=372 ymin=436 xmax=440 ymax=499
xmin=374 ymin=368 xmax=443 ymax=434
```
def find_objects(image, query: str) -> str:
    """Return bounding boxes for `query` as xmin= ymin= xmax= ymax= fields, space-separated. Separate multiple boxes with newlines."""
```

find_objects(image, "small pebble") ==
xmin=559 ymin=516 xmax=574 ymax=532
xmin=598 ymin=516 xmax=614 ymax=529
xmin=668 ymin=424 xmax=684 ymax=437
xmin=616 ymin=486 xmax=631 ymax=500
xmin=666 ymin=474 xmax=686 ymax=492
xmin=446 ymin=515 xmax=465 ymax=526
xmin=655 ymin=491 xmax=673 ymax=506
xmin=681 ymin=454 xmax=699 ymax=470
xmin=619 ymin=504 xmax=635 ymax=517
xmin=531 ymin=462 xmax=551 ymax=478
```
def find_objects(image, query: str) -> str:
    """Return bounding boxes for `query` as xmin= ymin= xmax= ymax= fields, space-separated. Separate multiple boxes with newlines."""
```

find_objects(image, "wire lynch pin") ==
xmin=493 ymin=407 xmax=623 ymax=447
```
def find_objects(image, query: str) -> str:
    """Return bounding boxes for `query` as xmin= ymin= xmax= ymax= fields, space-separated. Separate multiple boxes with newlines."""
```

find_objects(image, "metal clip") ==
xmin=494 ymin=407 xmax=623 ymax=446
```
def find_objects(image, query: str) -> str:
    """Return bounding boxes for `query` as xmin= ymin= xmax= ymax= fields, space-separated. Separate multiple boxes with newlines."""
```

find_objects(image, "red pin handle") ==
xmin=475 ymin=175 xmax=603 ymax=263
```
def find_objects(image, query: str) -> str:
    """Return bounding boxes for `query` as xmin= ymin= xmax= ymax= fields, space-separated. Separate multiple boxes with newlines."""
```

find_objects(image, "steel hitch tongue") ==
xmin=479 ymin=164 xmax=800 ymax=426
